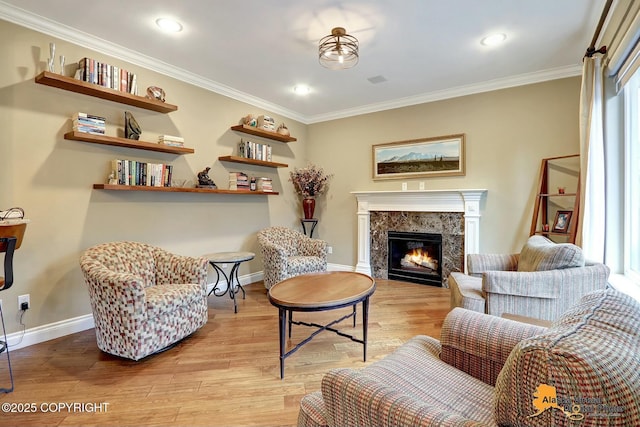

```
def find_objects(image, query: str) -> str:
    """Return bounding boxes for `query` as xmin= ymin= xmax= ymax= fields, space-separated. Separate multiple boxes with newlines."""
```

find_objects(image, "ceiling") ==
xmin=0 ymin=0 xmax=605 ymax=123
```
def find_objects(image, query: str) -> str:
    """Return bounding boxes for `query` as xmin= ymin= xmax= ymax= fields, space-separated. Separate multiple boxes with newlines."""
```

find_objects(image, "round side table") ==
xmin=202 ymin=251 xmax=255 ymax=313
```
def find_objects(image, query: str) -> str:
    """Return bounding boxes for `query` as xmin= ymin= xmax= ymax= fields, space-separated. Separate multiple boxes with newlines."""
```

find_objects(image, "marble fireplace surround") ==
xmin=351 ymin=190 xmax=488 ymax=284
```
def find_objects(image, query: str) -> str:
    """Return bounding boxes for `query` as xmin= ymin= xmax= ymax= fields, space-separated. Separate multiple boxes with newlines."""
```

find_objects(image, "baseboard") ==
xmin=4 ymin=313 xmax=95 ymax=351
xmin=4 ymin=265 xmax=354 ymax=351
xmin=328 ymin=262 xmax=356 ymax=272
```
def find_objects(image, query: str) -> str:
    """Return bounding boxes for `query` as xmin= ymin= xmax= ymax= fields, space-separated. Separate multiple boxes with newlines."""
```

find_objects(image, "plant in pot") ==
xmin=289 ymin=163 xmax=333 ymax=219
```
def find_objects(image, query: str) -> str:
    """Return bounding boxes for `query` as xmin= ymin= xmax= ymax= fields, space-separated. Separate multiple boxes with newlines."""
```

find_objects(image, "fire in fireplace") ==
xmin=387 ymin=231 xmax=443 ymax=286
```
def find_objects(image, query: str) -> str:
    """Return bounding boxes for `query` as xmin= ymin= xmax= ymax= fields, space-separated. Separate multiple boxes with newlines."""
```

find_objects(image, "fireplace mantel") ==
xmin=351 ymin=189 xmax=488 ymax=275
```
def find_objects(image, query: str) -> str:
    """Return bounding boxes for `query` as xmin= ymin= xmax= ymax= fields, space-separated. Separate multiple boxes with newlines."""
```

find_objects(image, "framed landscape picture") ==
xmin=372 ymin=134 xmax=465 ymax=180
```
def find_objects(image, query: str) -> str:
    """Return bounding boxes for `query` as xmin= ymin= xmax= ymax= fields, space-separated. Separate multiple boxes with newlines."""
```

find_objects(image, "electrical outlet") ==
xmin=327 ymin=246 xmax=333 ymax=254
xmin=18 ymin=294 xmax=30 ymax=311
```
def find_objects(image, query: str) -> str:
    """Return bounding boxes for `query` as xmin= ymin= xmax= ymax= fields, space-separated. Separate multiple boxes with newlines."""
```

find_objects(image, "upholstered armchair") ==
xmin=79 ymin=241 xmax=209 ymax=361
xmin=449 ymin=235 xmax=610 ymax=321
xmin=298 ymin=289 xmax=640 ymax=427
xmin=257 ymin=226 xmax=327 ymax=289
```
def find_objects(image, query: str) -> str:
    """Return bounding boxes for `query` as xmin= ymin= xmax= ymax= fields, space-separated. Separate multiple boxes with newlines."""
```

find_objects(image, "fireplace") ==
xmin=387 ymin=231 xmax=443 ymax=286
xmin=351 ymin=190 xmax=488 ymax=285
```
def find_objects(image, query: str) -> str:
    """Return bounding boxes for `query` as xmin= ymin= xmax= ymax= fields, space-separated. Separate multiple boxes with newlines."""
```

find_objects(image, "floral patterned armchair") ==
xmin=257 ymin=226 xmax=327 ymax=289
xmin=79 ymin=241 xmax=209 ymax=361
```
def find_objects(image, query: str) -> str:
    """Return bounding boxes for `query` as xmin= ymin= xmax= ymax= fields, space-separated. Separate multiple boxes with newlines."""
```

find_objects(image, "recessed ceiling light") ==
xmin=156 ymin=18 xmax=183 ymax=33
xmin=293 ymin=85 xmax=311 ymax=95
xmin=480 ymin=33 xmax=507 ymax=46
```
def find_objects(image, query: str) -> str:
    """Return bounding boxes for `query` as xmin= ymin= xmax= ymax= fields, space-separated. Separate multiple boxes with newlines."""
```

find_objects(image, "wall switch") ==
xmin=18 ymin=294 xmax=30 ymax=311
xmin=327 ymin=246 xmax=333 ymax=254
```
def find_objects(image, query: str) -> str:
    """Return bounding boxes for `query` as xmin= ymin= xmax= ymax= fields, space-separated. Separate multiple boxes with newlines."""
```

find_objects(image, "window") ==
xmin=623 ymin=72 xmax=640 ymax=284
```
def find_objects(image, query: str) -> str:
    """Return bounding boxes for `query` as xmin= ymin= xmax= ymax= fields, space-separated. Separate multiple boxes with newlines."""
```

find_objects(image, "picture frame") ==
xmin=372 ymin=134 xmax=465 ymax=180
xmin=552 ymin=210 xmax=572 ymax=233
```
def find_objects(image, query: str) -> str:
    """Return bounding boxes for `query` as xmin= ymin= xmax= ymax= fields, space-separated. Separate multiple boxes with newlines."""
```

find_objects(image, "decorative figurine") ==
xmin=59 ymin=55 xmax=65 ymax=75
xmin=146 ymin=86 xmax=166 ymax=102
xmin=197 ymin=167 xmax=217 ymax=189
xmin=124 ymin=111 xmax=142 ymax=140
xmin=242 ymin=114 xmax=257 ymax=127
xmin=277 ymin=123 xmax=290 ymax=136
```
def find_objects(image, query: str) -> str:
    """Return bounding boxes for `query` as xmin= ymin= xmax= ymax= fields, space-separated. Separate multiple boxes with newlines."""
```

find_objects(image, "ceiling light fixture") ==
xmin=319 ymin=27 xmax=359 ymax=70
xmin=293 ymin=85 xmax=311 ymax=95
xmin=480 ymin=33 xmax=507 ymax=46
xmin=156 ymin=18 xmax=183 ymax=33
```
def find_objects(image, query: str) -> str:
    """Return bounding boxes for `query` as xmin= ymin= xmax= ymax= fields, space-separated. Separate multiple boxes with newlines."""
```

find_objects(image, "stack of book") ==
xmin=228 ymin=172 xmax=249 ymax=190
xmin=77 ymin=57 xmax=138 ymax=95
xmin=111 ymin=159 xmax=173 ymax=187
xmin=257 ymin=115 xmax=276 ymax=132
xmin=73 ymin=112 xmax=106 ymax=135
xmin=257 ymin=177 xmax=273 ymax=192
xmin=158 ymin=135 xmax=184 ymax=147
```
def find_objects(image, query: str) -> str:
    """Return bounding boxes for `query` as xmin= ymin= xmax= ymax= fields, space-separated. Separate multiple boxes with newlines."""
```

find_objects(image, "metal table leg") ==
xmin=208 ymin=262 xmax=246 ymax=313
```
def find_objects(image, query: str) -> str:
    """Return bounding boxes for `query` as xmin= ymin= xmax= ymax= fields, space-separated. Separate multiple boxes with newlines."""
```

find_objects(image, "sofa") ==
xmin=298 ymin=288 xmax=640 ymax=426
xmin=449 ymin=235 xmax=610 ymax=321
xmin=257 ymin=226 xmax=327 ymax=289
xmin=79 ymin=241 xmax=210 ymax=361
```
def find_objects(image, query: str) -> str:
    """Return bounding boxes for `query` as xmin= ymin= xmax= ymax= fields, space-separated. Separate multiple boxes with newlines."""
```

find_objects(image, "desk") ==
xmin=300 ymin=218 xmax=318 ymax=238
xmin=268 ymin=271 xmax=376 ymax=379
xmin=202 ymin=251 xmax=254 ymax=313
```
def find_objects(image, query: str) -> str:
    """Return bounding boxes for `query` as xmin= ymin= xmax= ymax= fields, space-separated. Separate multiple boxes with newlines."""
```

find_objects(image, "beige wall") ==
xmin=1 ymin=19 xmax=581 ymax=338
xmin=0 ymin=21 xmax=308 ymax=335
xmin=308 ymin=78 xmax=581 ymax=264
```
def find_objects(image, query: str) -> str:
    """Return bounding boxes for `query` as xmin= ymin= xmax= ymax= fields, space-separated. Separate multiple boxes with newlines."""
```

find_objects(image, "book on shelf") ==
xmin=78 ymin=57 xmax=138 ymax=95
xmin=111 ymin=159 xmax=173 ymax=187
xmin=73 ymin=112 xmax=106 ymax=135
xmin=158 ymin=135 xmax=184 ymax=147
xmin=242 ymin=139 xmax=272 ymax=162
xmin=257 ymin=177 xmax=273 ymax=192
xmin=257 ymin=115 xmax=276 ymax=132
xmin=228 ymin=171 xmax=249 ymax=190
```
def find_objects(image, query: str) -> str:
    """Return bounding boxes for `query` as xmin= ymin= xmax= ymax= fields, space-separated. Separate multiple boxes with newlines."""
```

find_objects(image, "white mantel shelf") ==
xmin=351 ymin=189 xmax=488 ymax=275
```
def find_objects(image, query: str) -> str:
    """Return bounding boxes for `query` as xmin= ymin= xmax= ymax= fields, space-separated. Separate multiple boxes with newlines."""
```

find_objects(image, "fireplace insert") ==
xmin=387 ymin=231 xmax=443 ymax=286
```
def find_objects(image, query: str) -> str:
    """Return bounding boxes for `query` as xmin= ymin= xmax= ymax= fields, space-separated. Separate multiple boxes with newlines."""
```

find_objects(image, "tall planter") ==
xmin=302 ymin=197 xmax=316 ymax=219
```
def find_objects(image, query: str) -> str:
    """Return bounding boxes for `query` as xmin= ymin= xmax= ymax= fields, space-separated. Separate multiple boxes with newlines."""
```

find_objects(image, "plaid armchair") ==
xmin=79 ymin=241 xmax=209 ymax=360
xmin=299 ymin=289 xmax=640 ymax=426
xmin=449 ymin=236 xmax=610 ymax=321
xmin=257 ymin=226 xmax=327 ymax=289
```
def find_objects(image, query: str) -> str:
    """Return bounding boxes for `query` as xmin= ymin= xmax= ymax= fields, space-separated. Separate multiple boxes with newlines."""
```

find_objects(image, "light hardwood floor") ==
xmin=0 ymin=279 xmax=451 ymax=426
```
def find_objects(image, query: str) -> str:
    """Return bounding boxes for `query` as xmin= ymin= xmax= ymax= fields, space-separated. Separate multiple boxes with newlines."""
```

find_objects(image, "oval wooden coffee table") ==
xmin=268 ymin=271 xmax=376 ymax=379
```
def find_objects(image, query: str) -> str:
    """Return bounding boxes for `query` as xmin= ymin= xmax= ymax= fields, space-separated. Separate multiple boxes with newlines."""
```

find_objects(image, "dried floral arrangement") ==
xmin=289 ymin=163 xmax=333 ymax=198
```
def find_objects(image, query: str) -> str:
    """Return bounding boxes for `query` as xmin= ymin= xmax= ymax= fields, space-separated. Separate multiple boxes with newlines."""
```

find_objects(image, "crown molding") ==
xmin=0 ymin=1 xmax=581 ymax=126
xmin=0 ymin=1 xmax=307 ymax=123
xmin=306 ymin=65 xmax=582 ymax=123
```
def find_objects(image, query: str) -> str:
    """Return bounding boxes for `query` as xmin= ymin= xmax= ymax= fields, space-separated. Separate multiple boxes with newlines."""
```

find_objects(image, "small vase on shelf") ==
xmin=302 ymin=197 xmax=315 ymax=219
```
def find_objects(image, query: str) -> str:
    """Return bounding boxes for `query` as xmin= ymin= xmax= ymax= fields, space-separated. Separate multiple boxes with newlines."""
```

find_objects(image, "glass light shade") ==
xmin=319 ymin=27 xmax=359 ymax=70
xmin=156 ymin=18 xmax=183 ymax=33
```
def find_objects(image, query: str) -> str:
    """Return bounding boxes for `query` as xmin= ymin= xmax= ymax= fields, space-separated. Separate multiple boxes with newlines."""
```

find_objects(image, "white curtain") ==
xmin=577 ymin=56 xmax=606 ymax=262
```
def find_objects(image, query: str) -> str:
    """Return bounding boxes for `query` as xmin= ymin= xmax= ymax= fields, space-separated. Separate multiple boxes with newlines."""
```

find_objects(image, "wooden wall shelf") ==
xmin=218 ymin=155 xmax=288 ymax=168
xmin=230 ymin=125 xmax=296 ymax=142
xmin=64 ymin=131 xmax=194 ymax=154
xmin=35 ymin=71 xmax=178 ymax=113
xmin=93 ymin=184 xmax=278 ymax=195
